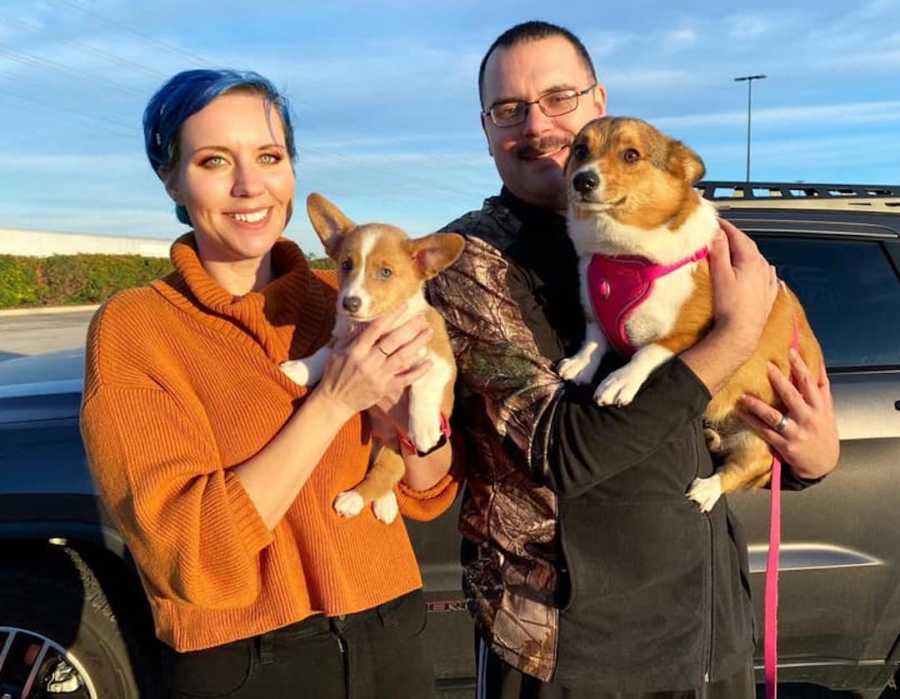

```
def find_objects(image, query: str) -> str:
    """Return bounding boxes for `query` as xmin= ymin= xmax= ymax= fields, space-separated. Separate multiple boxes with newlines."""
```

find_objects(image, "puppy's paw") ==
xmin=557 ymin=355 xmax=597 ymax=384
xmin=280 ymin=359 xmax=312 ymax=386
xmin=409 ymin=415 xmax=441 ymax=454
xmin=594 ymin=367 xmax=644 ymax=406
xmin=373 ymin=492 xmax=399 ymax=524
xmin=334 ymin=490 xmax=365 ymax=518
xmin=704 ymin=428 xmax=724 ymax=453
xmin=687 ymin=475 xmax=723 ymax=513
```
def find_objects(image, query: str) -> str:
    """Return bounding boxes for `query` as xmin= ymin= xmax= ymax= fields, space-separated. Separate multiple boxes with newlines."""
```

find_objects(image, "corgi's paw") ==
xmin=373 ymin=492 xmax=399 ymax=524
xmin=557 ymin=355 xmax=597 ymax=385
xmin=687 ymin=475 xmax=723 ymax=513
xmin=280 ymin=347 xmax=330 ymax=386
xmin=409 ymin=414 xmax=442 ymax=454
xmin=280 ymin=359 xmax=312 ymax=385
xmin=594 ymin=366 xmax=645 ymax=406
xmin=334 ymin=490 xmax=365 ymax=518
xmin=704 ymin=428 xmax=724 ymax=453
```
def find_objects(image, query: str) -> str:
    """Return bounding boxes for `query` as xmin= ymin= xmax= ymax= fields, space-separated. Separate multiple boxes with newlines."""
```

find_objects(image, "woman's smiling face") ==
xmin=164 ymin=90 xmax=295 ymax=265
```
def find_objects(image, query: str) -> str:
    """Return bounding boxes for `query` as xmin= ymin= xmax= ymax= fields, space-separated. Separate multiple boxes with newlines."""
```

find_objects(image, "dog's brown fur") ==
xmin=566 ymin=117 xmax=823 ymax=499
xmin=306 ymin=194 xmax=463 ymax=520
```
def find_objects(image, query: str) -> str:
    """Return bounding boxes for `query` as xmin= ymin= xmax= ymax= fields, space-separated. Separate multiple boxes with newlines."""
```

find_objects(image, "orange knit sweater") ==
xmin=80 ymin=234 xmax=459 ymax=652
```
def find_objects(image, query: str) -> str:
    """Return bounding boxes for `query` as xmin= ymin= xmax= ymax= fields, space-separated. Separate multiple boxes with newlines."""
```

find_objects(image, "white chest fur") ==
xmin=623 ymin=262 xmax=701 ymax=346
xmin=561 ymin=198 xmax=718 ymax=407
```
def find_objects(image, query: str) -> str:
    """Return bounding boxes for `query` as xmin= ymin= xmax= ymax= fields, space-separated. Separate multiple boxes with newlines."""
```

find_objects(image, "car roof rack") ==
xmin=697 ymin=181 xmax=900 ymax=212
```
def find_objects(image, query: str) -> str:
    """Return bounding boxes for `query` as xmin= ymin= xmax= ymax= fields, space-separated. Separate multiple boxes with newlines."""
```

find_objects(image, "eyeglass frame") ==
xmin=482 ymin=84 xmax=598 ymax=127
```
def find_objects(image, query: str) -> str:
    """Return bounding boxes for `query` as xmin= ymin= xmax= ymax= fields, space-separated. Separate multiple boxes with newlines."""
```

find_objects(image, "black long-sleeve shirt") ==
xmin=431 ymin=188 xmax=810 ymax=690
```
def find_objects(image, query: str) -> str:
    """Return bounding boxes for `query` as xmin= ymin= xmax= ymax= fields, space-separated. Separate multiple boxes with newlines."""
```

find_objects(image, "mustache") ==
xmin=516 ymin=135 xmax=572 ymax=159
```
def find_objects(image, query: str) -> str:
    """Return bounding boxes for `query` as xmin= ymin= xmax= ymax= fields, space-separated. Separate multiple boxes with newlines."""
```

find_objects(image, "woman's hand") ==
xmin=315 ymin=307 xmax=433 ymax=420
xmin=367 ymin=389 xmax=408 ymax=448
xmin=736 ymin=350 xmax=839 ymax=480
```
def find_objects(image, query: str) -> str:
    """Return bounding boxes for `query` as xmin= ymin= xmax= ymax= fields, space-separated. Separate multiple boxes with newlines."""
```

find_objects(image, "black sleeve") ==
xmin=779 ymin=465 xmax=826 ymax=491
xmin=428 ymin=234 xmax=712 ymax=500
xmin=538 ymin=357 xmax=712 ymax=498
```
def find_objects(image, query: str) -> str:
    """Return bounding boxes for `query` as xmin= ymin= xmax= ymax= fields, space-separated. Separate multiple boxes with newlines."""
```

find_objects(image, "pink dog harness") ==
xmin=586 ymin=248 xmax=710 ymax=357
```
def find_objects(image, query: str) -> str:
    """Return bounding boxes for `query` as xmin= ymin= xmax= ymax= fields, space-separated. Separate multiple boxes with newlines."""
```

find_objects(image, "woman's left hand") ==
xmin=736 ymin=349 xmax=839 ymax=480
xmin=367 ymin=389 xmax=409 ymax=448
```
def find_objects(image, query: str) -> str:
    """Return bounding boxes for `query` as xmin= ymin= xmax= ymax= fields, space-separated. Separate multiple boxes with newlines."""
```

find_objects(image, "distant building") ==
xmin=0 ymin=229 xmax=172 ymax=258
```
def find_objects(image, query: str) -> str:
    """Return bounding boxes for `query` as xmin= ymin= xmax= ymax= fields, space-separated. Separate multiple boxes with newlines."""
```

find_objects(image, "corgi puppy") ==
xmin=559 ymin=116 xmax=823 ymax=512
xmin=280 ymin=193 xmax=464 ymax=523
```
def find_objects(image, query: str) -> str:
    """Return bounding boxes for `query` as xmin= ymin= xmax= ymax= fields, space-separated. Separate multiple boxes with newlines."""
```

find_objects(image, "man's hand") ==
xmin=737 ymin=351 xmax=839 ymax=480
xmin=681 ymin=220 xmax=779 ymax=394
xmin=708 ymin=219 xmax=780 ymax=361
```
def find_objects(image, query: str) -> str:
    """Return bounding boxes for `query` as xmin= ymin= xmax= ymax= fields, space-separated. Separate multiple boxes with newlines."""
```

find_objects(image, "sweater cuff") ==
xmin=396 ymin=470 xmax=460 ymax=522
xmin=224 ymin=472 xmax=275 ymax=555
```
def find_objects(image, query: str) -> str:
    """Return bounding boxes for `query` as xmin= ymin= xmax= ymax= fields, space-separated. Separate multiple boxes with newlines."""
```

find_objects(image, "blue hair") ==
xmin=143 ymin=69 xmax=297 ymax=226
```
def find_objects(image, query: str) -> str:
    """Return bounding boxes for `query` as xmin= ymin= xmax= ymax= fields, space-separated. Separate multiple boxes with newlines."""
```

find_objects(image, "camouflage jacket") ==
xmin=428 ymin=193 xmax=571 ymax=681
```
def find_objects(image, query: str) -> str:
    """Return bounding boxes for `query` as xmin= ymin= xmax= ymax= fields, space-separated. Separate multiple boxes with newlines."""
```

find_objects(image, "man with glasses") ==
xmin=428 ymin=20 xmax=838 ymax=699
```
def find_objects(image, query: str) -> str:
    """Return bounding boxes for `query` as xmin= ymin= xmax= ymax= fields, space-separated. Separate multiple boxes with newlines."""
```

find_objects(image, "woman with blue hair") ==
xmin=80 ymin=68 xmax=458 ymax=698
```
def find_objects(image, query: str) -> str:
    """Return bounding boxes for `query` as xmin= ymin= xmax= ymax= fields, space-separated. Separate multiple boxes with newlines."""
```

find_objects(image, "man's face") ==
xmin=481 ymin=35 xmax=607 ymax=211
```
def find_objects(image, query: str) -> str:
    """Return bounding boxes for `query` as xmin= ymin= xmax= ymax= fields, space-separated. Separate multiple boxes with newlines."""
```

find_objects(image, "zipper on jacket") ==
xmin=694 ymin=419 xmax=714 ymax=686
xmin=703 ymin=510 xmax=714 ymax=685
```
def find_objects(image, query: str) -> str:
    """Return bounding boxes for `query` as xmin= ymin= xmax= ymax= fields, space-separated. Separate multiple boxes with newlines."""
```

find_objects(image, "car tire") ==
xmin=0 ymin=545 xmax=146 ymax=698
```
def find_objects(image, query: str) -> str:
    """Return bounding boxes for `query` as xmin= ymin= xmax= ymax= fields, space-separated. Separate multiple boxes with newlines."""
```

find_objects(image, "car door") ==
xmin=726 ymin=215 xmax=900 ymax=688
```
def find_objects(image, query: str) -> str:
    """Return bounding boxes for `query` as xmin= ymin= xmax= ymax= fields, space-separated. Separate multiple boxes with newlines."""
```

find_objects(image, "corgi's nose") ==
xmin=342 ymin=296 xmax=361 ymax=313
xmin=573 ymin=171 xmax=600 ymax=194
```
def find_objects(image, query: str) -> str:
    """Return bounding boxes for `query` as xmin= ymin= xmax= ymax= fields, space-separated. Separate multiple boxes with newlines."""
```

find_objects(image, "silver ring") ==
xmin=774 ymin=413 xmax=789 ymax=434
xmin=377 ymin=344 xmax=390 ymax=357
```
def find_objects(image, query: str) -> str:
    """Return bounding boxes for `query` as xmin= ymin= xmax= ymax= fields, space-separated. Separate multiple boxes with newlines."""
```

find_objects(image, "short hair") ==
xmin=143 ymin=69 xmax=296 ymax=225
xmin=478 ymin=21 xmax=597 ymax=108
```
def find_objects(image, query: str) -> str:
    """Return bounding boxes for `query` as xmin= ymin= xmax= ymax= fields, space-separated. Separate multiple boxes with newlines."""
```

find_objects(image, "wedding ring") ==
xmin=774 ymin=413 xmax=789 ymax=434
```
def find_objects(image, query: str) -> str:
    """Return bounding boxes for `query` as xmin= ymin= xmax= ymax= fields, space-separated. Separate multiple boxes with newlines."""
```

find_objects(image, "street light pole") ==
xmin=734 ymin=74 xmax=766 ymax=183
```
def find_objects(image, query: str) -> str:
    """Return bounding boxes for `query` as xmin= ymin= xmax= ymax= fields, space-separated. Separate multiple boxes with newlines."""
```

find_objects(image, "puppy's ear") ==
xmin=668 ymin=141 xmax=706 ymax=185
xmin=408 ymin=233 xmax=465 ymax=279
xmin=307 ymin=193 xmax=355 ymax=258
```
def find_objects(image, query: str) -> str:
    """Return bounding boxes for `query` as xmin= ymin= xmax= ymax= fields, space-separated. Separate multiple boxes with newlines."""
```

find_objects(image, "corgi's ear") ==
xmin=307 ymin=193 xmax=355 ymax=258
xmin=408 ymin=232 xmax=465 ymax=279
xmin=668 ymin=141 xmax=705 ymax=185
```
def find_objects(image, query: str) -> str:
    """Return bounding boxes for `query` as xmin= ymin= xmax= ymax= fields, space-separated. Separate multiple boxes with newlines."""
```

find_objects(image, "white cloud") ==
xmin=652 ymin=100 xmax=900 ymax=129
xmin=726 ymin=14 xmax=770 ymax=39
xmin=603 ymin=68 xmax=698 ymax=91
xmin=0 ymin=153 xmax=141 ymax=173
xmin=817 ymin=47 xmax=900 ymax=69
xmin=0 ymin=204 xmax=176 ymax=237
xmin=665 ymin=28 xmax=698 ymax=46
xmin=582 ymin=30 xmax=634 ymax=58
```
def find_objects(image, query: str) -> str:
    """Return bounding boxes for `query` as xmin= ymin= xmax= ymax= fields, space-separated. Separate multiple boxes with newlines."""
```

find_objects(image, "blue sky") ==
xmin=1 ymin=0 xmax=898 ymax=255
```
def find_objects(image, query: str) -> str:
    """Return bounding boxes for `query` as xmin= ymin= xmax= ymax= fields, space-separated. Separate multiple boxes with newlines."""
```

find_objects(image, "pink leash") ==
xmin=764 ymin=454 xmax=781 ymax=699
xmin=765 ymin=321 xmax=800 ymax=699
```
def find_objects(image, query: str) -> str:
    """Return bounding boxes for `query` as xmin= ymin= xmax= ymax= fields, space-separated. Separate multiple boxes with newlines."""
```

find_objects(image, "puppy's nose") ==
xmin=573 ymin=171 xmax=600 ymax=194
xmin=342 ymin=296 xmax=361 ymax=313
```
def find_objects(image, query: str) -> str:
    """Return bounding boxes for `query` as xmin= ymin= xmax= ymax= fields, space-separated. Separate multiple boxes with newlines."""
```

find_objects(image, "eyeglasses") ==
xmin=483 ymin=84 xmax=597 ymax=127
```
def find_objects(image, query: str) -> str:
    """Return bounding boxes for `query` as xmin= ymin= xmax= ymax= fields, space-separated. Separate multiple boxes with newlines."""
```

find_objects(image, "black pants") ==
xmin=161 ymin=589 xmax=433 ymax=699
xmin=475 ymin=632 xmax=754 ymax=699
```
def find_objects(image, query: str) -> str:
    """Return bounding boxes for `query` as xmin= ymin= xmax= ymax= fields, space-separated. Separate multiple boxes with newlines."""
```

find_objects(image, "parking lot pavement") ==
xmin=0 ymin=309 xmax=97 ymax=360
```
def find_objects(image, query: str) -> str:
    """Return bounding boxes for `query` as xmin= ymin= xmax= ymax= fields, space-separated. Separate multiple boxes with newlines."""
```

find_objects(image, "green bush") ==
xmin=37 ymin=255 xmax=172 ymax=306
xmin=0 ymin=256 xmax=40 ymax=307
xmin=0 ymin=254 xmax=173 ymax=309
xmin=308 ymin=257 xmax=335 ymax=270
xmin=0 ymin=253 xmax=335 ymax=310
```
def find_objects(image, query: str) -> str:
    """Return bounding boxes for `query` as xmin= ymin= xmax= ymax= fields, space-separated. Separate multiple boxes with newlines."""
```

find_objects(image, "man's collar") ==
xmin=498 ymin=187 xmax=566 ymax=229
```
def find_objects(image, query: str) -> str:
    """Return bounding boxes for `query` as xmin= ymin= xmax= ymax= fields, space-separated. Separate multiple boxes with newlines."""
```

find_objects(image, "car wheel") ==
xmin=0 ymin=545 xmax=144 ymax=698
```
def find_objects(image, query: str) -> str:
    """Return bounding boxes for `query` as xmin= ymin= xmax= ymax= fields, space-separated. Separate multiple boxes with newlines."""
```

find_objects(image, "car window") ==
xmin=755 ymin=237 xmax=900 ymax=370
